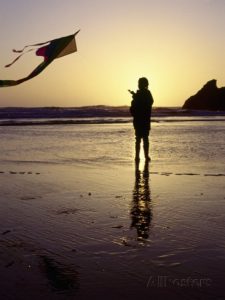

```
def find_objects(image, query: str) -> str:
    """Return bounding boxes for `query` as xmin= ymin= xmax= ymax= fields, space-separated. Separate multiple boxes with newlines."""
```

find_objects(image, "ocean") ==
xmin=1 ymin=106 xmax=225 ymax=175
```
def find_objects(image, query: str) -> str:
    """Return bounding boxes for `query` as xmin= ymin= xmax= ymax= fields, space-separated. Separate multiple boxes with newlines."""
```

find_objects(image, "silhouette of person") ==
xmin=129 ymin=77 xmax=154 ymax=162
xmin=130 ymin=160 xmax=152 ymax=240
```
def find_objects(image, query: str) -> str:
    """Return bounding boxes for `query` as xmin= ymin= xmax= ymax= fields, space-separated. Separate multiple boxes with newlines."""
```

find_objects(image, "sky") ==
xmin=0 ymin=0 xmax=225 ymax=107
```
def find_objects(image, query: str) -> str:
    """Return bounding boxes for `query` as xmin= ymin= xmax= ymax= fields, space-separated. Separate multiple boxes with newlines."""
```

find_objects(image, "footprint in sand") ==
xmin=6 ymin=171 xmax=41 ymax=175
xmin=56 ymin=208 xmax=79 ymax=215
xmin=20 ymin=197 xmax=37 ymax=201
xmin=2 ymin=230 xmax=11 ymax=235
xmin=5 ymin=261 xmax=15 ymax=268
xmin=161 ymin=172 xmax=172 ymax=176
xmin=112 ymin=225 xmax=123 ymax=229
xmin=204 ymin=173 xmax=225 ymax=177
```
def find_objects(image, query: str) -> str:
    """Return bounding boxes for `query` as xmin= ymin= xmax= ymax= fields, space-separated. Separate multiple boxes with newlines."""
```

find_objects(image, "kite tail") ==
xmin=5 ymin=39 xmax=53 ymax=67
xmin=12 ymin=40 xmax=52 ymax=53
xmin=5 ymin=48 xmax=36 ymax=68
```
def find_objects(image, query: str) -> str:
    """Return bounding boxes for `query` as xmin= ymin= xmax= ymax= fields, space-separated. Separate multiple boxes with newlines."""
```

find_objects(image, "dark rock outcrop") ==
xmin=182 ymin=79 xmax=225 ymax=110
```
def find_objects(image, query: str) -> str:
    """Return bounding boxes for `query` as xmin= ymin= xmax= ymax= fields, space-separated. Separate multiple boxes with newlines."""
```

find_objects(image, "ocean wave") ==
xmin=1 ymin=117 xmax=225 ymax=126
xmin=0 ymin=118 xmax=132 ymax=126
xmin=0 ymin=106 xmax=225 ymax=126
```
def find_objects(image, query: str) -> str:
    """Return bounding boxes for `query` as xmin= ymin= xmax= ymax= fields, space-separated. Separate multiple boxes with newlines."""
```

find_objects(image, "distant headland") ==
xmin=182 ymin=79 xmax=225 ymax=111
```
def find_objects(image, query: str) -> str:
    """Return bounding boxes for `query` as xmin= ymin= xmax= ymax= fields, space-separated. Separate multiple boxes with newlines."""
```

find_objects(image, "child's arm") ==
xmin=128 ymin=89 xmax=135 ymax=96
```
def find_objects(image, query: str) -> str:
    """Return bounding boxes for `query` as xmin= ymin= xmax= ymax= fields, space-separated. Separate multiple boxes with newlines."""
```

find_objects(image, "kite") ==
xmin=0 ymin=30 xmax=80 ymax=87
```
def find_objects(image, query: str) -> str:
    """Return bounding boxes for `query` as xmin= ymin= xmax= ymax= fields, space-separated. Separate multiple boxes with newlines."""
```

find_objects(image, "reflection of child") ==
xmin=129 ymin=77 xmax=154 ymax=161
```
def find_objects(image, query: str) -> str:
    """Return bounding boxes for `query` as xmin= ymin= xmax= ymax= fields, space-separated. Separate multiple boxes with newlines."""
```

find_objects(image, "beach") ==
xmin=0 ymin=115 xmax=225 ymax=299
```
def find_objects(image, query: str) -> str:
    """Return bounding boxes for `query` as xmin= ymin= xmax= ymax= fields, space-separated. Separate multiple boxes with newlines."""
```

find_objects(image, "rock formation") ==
xmin=182 ymin=79 xmax=225 ymax=110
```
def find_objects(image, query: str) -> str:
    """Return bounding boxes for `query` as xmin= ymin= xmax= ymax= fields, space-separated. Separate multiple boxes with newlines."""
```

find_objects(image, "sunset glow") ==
xmin=1 ymin=0 xmax=225 ymax=107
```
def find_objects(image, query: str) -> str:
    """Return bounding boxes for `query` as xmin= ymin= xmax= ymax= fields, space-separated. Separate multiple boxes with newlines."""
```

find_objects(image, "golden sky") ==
xmin=0 ymin=0 xmax=225 ymax=107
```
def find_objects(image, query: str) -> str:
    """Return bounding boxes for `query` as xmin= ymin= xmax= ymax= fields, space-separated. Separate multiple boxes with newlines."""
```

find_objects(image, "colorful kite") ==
xmin=0 ymin=30 xmax=80 ymax=87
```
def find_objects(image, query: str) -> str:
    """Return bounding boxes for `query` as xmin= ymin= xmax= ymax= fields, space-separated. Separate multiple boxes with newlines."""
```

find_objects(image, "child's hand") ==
xmin=128 ymin=89 xmax=135 ymax=95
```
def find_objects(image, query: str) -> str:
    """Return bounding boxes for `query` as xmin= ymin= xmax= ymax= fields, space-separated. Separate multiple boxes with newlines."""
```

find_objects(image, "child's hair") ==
xmin=138 ymin=77 xmax=149 ymax=89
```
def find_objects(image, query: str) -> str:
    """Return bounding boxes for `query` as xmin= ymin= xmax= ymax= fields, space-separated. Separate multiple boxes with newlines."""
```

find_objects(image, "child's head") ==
xmin=138 ymin=77 xmax=149 ymax=90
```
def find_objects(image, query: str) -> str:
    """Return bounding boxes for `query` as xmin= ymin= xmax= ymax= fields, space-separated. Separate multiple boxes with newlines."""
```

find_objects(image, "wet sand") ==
xmin=0 ymin=160 xmax=225 ymax=300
